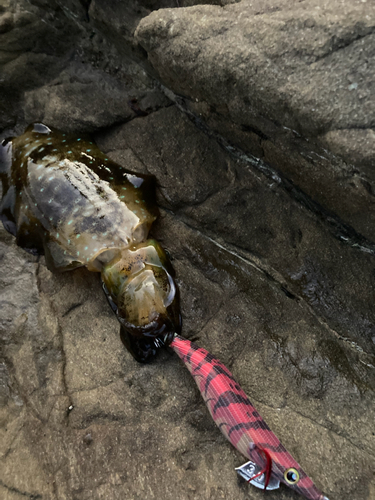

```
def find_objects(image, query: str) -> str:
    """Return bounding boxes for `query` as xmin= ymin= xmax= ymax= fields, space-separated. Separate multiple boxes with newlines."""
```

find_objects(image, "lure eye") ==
xmin=284 ymin=468 xmax=300 ymax=484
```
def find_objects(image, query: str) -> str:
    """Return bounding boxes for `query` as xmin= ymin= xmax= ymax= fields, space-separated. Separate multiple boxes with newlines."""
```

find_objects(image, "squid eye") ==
xmin=284 ymin=468 xmax=300 ymax=484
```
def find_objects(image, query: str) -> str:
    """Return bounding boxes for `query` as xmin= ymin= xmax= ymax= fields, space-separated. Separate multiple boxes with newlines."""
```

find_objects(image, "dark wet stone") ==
xmin=0 ymin=1 xmax=374 ymax=500
xmin=24 ymin=66 xmax=137 ymax=133
xmin=96 ymin=106 xmax=234 ymax=209
xmin=0 ymin=12 xmax=13 ymax=33
xmin=0 ymin=0 xmax=81 ymax=130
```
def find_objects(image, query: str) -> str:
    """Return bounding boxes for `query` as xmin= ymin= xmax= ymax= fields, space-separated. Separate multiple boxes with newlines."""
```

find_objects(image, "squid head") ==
xmin=101 ymin=239 xmax=181 ymax=362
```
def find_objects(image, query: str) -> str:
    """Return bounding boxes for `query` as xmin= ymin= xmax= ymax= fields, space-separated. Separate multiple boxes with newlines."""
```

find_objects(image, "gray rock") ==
xmin=0 ymin=0 xmax=167 ymax=132
xmin=0 ymin=12 xmax=13 ymax=34
xmin=135 ymin=0 xmax=375 ymax=241
xmin=0 ymin=0 xmax=81 ymax=129
xmin=88 ymin=0 xmax=231 ymax=60
xmin=319 ymin=128 xmax=375 ymax=180
xmin=96 ymin=106 xmax=234 ymax=208
xmin=24 ymin=64 xmax=155 ymax=133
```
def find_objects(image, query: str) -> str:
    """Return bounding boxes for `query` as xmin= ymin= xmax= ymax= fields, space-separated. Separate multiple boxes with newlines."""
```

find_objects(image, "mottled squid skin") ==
xmin=171 ymin=335 xmax=329 ymax=500
xmin=0 ymin=123 xmax=181 ymax=361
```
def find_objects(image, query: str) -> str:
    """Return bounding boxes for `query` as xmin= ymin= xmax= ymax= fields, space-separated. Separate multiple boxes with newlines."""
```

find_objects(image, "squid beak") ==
xmin=235 ymin=460 xmax=280 ymax=490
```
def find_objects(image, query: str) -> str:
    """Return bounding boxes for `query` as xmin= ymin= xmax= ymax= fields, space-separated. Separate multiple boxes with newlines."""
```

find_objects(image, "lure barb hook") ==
xmin=235 ymin=459 xmax=280 ymax=491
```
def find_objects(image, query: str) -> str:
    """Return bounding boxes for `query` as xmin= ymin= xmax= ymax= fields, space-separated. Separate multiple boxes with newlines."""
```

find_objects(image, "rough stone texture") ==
xmin=0 ymin=0 xmax=84 ymax=129
xmin=135 ymin=0 xmax=375 ymax=241
xmin=96 ymin=106 xmax=234 ymax=208
xmin=0 ymin=0 xmax=169 ymax=133
xmin=319 ymin=128 xmax=375 ymax=178
xmin=23 ymin=64 xmax=172 ymax=133
xmin=1 ymin=1 xmax=375 ymax=500
xmin=88 ymin=0 xmax=238 ymax=62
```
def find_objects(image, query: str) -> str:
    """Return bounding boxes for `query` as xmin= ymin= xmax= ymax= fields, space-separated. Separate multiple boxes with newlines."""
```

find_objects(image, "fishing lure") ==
xmin=0 ymin=123 xmax=181 ymax=362
xmin=170 ymin=335 xmax=329 ymax=500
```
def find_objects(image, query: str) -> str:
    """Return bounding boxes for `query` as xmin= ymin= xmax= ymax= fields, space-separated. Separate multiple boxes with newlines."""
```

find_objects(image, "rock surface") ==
xmin=135 ymin=0 xmax=375 ymax=242
xmin=1 ymin=1 xmax=374 ymax=500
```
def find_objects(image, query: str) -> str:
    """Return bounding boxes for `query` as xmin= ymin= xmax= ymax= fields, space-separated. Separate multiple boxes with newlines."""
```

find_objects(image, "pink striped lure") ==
xmin=170 ymin=335 xmax=329 ymax=500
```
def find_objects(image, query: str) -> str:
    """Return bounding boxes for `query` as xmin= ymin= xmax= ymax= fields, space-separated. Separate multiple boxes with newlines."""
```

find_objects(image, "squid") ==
xmin=0 ymin=123 xmax=181 ymax=362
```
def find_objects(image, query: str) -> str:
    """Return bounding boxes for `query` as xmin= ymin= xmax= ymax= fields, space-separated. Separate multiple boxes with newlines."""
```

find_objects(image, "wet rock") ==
xmin=0 ymin=1 xmax=375 ymax=500
xmin=0 ymin=0 xmax=168 ymax=132
xmin=97 ymin=106 xmax=234 ymax=208
xmin=135 ymin=0 xmax=375 ymax=241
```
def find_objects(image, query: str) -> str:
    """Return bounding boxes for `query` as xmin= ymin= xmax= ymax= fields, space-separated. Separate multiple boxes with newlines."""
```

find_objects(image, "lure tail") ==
xmin=170 ymin=335 xmax=329 ymax=500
